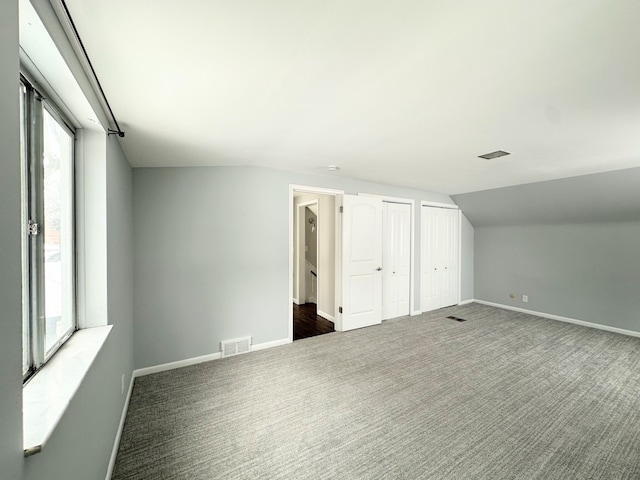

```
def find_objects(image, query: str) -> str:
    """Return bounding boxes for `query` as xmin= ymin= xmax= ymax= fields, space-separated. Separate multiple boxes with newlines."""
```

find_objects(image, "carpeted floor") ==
xmin=112 ymin=303 xmax=640 ymax=479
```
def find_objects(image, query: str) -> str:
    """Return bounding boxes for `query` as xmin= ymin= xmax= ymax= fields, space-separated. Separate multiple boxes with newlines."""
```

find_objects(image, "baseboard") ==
xmin=411 ymin=310 xmax=422 ymax=316
xmin=317 ymin=310 xmax=335 ymax=322
xmin=458 ymin=299 xmax=474 ymax=306
xmin=105 ymin=373 xmax=135 ymax=480
xmin=474 ymin=299 xmax=640 ymax=338
xmin=132 ymin=337 xmax=292 ymax=378
xmin=133 ymin=351 xmax=223 ymax=378
xmin=251 ymin=338 xmax=290 ymax=352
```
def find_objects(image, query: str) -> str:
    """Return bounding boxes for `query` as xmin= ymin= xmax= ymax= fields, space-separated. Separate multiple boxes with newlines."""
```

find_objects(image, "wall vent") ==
xmin=221 ymin=336 xmax=252 ymax=358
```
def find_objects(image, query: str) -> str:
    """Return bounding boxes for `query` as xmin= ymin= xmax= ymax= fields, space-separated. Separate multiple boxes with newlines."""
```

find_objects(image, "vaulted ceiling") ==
xmin=64 ymin=0 xmax=640 ymax=194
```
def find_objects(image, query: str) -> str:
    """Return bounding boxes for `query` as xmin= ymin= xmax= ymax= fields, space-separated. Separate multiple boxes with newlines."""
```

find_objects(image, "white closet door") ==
xmin=421 ymin=206 xmax=459 ymax=312
xmin=382 ymin=202 xmax=411 ymax=320
xmin=341 ymin=195 xmax=383 ymax=331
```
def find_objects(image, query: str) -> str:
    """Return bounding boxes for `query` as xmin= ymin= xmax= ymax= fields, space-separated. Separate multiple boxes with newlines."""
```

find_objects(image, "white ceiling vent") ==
xmin=221 ymin=337 xmax=252 ymax=358
xmin=479 ymin=150 xmax=510 ymax=160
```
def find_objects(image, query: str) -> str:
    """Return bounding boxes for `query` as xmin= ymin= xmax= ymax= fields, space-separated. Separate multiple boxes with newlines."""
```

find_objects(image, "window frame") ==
xmin=21 ymin=71 xmax=78 ymax=383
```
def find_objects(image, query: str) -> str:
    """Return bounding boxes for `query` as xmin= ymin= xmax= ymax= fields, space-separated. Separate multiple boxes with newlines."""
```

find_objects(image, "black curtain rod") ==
xmin=59 ymin=0 xmax=125 ymax=138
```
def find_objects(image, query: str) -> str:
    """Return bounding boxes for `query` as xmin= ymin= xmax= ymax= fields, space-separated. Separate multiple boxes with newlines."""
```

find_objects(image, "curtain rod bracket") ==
xmin=108 ymin=129 xmax=125 ymax=138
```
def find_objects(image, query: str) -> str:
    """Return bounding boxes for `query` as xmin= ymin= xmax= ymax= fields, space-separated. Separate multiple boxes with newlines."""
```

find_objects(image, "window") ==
xmin=21 ymin=74 xmax=77 ymax=382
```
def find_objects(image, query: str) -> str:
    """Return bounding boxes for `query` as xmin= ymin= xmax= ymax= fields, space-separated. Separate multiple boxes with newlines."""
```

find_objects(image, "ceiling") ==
xmin=64 ymin=0 xmax=640 ymax=195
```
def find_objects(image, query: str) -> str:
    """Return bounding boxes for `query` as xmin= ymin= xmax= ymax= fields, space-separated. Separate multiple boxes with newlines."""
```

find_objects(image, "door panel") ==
xmin=421 ymin=206 xmax=459 ymax=312
xmin=342 ymin=195 xmax=383 ymax=330
xmin=383 ymin=202 xmax=411 ymax=320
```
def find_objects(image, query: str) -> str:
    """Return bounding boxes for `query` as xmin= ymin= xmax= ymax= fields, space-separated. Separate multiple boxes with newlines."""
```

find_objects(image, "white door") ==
xmin=382 ymin=202 xmax=411 ymax=320
xmin=421 ymin=206 xmax=459 ymax=312
xmin=341 ymin=194 xmax=383 ymax=331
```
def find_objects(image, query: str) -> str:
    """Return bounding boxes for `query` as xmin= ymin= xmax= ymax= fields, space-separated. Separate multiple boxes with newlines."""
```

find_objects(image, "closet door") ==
xmin=421 ymin=206 xmax=459 ymax=312
xmin=382 ymin=202 xmax=411 ymax=320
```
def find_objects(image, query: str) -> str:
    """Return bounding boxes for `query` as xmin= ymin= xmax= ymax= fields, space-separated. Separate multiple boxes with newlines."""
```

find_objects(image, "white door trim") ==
xmin=289 ymin=185 xmax=344 ymax=343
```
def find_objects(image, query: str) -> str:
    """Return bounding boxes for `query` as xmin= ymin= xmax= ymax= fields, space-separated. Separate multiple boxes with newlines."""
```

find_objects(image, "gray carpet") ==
xmin=112 ymin=304 xmax=640 ymax=479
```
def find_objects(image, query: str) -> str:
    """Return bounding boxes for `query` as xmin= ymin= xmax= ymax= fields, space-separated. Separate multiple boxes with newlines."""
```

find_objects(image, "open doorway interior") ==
xmin=293 ymin=191 xmax=337 ymax=340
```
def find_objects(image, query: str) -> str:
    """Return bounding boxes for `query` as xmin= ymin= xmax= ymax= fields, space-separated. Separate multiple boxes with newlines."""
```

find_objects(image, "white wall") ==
xmin=133 ymin=165 xmax=470 ymax=369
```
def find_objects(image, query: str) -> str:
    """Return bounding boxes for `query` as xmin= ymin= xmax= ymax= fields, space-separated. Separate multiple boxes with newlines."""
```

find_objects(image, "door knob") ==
xmin=376 ymin=267 xmax=382 ymax=271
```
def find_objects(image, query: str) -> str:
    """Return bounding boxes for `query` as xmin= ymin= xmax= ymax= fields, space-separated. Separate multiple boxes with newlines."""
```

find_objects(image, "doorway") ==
xmin=290 ymin=186 xmax=343 ymax=342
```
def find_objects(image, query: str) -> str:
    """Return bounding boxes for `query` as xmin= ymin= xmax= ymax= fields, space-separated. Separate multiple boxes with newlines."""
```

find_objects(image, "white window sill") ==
xmin=23 ymin=325 xmax=112 ymax=457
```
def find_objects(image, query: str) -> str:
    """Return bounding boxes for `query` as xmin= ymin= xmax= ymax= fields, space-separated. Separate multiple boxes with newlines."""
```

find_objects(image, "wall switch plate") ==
xmin=522 ymin=295 xmax=528 ymax=303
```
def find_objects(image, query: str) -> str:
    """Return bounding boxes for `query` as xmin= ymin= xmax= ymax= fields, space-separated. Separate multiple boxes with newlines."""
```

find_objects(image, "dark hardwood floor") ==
xmin=293 ymin=303 xmax=335 ymax=341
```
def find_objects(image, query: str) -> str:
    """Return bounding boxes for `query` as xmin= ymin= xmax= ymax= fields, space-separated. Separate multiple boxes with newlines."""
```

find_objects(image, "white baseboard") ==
xmin=474 ymin=299 xmax=640 ymax=338
xmin=133 ymin=337 xmax=292 ymax=378
xmin=293 ymin=297 xmax=300 ymax=305
xmin=133 ymin=351 xmax=223 ymax=378
xmin=411 ymin=310 xmax=422 ymax=316
xmin=317 ymin=310 xmax=335 ymax=322
xmin=458 ymin=299 xmax=474 ymax=306
xmin=105 ymin=373 xmax=135 ymax=480
xmin=252 ymin=338 xmax=290 ymax=352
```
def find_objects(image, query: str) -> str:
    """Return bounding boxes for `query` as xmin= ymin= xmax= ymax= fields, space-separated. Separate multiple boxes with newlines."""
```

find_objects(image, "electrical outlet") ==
xmin=522 ymin=294 xmax=528 ymax=303
xmin=121 ymin=374 xmax=125 ymax=395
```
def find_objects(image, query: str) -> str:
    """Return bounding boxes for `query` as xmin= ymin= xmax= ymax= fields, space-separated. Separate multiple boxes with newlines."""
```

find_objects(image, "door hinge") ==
xmin=339 ymin=306 xmax=343 ymax=314
xmin=339 ymin=206 xmax=343 ymax=213
xmin=28 ymin=219 xmax=40 ymax=236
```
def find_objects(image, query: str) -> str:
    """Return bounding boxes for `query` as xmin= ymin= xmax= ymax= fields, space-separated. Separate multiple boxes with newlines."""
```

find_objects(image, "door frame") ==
xmin=420 ymin=200 xmax=462 ymax=310
xmin=289 ymin=185 xmax=344 ymax=343
xmin=359 ymin=194 xmax=416 ymax=316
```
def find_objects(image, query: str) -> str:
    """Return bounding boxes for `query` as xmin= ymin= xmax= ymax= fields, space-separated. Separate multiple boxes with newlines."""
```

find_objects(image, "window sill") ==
xmin=23 ymin=325 xmax=112 ymax=457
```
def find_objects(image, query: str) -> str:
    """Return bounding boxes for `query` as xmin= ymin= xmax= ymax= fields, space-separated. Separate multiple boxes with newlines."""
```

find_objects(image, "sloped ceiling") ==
xmin=452 ymin=166 xmax=640 ymax=226
xmin=63 ymin=0 xmax=640 ymax=195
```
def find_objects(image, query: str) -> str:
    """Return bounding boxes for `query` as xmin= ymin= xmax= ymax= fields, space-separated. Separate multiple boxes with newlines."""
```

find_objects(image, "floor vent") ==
xmin=221 ymin=337 xmax=252 ymax=358
xmin=446 ymin=316 xmax=467 ymax=322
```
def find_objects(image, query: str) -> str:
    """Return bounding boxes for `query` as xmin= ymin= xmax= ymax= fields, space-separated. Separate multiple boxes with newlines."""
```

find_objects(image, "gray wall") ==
xmin=0 ymin=1 xmax=24 ymax=478
xmin=133 ymin=165 xmax=472 ymax=369
xmin=474 ymin=222 xmax=640 ymax=331
xmin=460 ymin=214 xmax=474 ymax=302
xmin=23 ymin=139 xmax=135 ymax=480
xmin=454 ymin=168 xmax=640 ymax=332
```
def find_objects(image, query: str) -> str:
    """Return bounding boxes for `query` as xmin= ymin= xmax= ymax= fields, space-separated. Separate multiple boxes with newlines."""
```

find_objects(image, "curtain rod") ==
xmin=59 ymin=0 xmax=125 ymax=138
